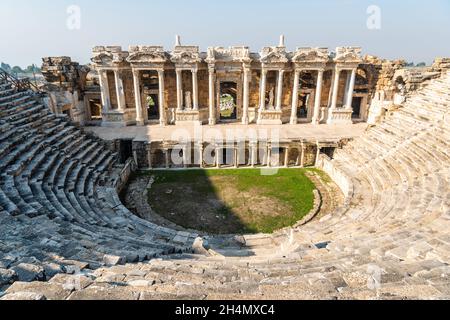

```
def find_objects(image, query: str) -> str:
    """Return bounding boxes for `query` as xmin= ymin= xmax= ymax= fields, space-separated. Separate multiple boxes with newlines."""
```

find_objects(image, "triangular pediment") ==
xmin=260 ymin=48 xmax=289 ymax=64
xmin=292 ymin=48 xmax=329 ymax=63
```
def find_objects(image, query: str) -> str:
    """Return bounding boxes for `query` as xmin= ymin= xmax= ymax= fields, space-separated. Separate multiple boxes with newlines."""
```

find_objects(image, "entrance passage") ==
xmin=88 ymin=99 xmax=102 ymax=121
xmin=147 ymin=94 xmax=159 ymax=120
xmin=297 ymin=94 xmax=310 ymax=119
xmin=219 ymin=82 xmax=238 ymax=121
xmin=119 ymin=140 xmax=133 ymax=164
xmin=352 ymin=97 xmax=362 ymax=119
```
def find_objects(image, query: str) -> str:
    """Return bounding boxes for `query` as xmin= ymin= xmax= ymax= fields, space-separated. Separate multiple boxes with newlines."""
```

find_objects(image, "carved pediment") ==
xmin=170 ymin=50 xmax=202 ymax=64
xmin=292 ymin=48 xmax=329 ymax=63
xmin=207 ymin=46 xmax=252 ymax=63
xmin=260 ymin=47 xmax=289 ymax=64
xmin=91 ymin=46 xmax=128 ymax=66
xmin=127 ymin=52 xmax=167 ymax=63
xmin=334 ymin=47 xmax=362 ymax=63
xmin=91 ymin=52 xmax=114 ymax=65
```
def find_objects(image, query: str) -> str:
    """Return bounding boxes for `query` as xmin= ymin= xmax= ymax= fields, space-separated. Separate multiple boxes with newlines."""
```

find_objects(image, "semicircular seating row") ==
xmin=0 ymin=79 xmax=199 ymax=274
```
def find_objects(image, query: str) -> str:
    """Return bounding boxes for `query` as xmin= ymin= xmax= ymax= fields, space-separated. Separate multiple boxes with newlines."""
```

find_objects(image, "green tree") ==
xmin=416 ymin=62 xmax=426 ymax=67
xmin=1 ymin=62 xmax=12 ymax=72
xmin=12 ymin=66 xmax=24 ymax=74
xmin=25 ymin=64 xmax=40 ymax=73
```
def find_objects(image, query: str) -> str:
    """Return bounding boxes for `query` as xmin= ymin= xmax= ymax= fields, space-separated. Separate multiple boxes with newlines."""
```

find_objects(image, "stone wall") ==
xmin=123 ymin=70 xmax=135 ymax=109
xmin=165 ymin=70 xmax=177 ymax=109
xmin=107 ymin=71 xmax=118 ymax=110
xmin=41 ymin=56 xmax=90 ymax=123
xmin=432 ymin=57 xmax=450 ymax=73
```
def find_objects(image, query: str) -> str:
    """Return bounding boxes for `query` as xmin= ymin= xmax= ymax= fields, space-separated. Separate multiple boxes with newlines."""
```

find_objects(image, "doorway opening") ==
xmin=219 ymin=82 xmax=238 ymax=121
xmin=119 ymin=140 xmax=133 ymax=164
xmin=88 ymin=99 xmax=102 ymax=121
xmin=352 ymin=97 xmax=362 ymax=119
xmin=146 ymin=94 xmax=159 ymax=120
xmin=297 ymin=93 xmax=311 ymax=119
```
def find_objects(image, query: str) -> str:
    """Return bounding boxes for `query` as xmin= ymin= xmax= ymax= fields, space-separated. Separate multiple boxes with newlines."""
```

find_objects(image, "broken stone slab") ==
xmin=0 ymin=292 xmax=46 ymax=300
xmin=43 ymin=263 xmax=64 ymax=279
xmin=11 ymin=263 xmax=45 ymax=282
xmin=0 ymin=256 xmax=17 ymax=269
xmin=127 ymin=279 xmax=156 ymax=287
xmin=103 ymin=255 xmax=126 ymax=266
xmin=192 ymin=237 xmax=211 ymax=255
xmin=5 ymin=281 xmax=71 ymax=300
xmin=0 ymin=268 xmax=17 ymax=286
xmin=125 ymin=254 xmax=140 ymax=264
xmin=61 ymin=260 xmax=90 ymax=272
xmin=49 ymin=273 xmax=94 ymax=291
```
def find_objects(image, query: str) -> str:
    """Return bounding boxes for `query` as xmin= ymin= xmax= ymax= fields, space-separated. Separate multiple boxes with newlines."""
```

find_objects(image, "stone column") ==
xmin=343 ymin=70 xmax=351 ymax=105
xmin=276 ymin=70 xmax=285 ymax=111
xmin=330 ymin=68 xmax=341 ymax=110
xmin=197 ymin=142 xmax=204 ymax=168
xmin=290 ymin=69 xmax=301 ymax=125
xmin=300 ymin=143 xmax=305 ymax=168
xmin=345 ymin=68 xmax=357 ymax=109
xmin=176 ymin=69 xmax=183 ymax=111
xmin=267 ymin=145 xmax=272 ymax=167
xmin=114 ymin=70 xmax=126 ymax=112
xmin=259 ymin=69 xmax=268 ymax=113
xmin=250 ymin=143 xmax=257 ymax=167
xmin=234 ymin=148 xmax=238 ymax=168
xmin=132 ymin=70 xmax=144 ymax=126
xmin=216 ymin=147 xmax=221 ymax=168
xmin=315 ymin=144 xmax=321 ymax=167
xmin=312 ymin=69 xmax=324 ymax=125
xmin=98 ymin=70 xmax=111 ymax=112
xmin=157 ymin=69 xmax=167 ymax=126
xmin=208 ymin=65 xmax=216 ymax=125
xmin=192 ymin=69 xmax=199 ymax=110
xmin=327 ymin=68 xmax=341 ymax=124
xmin=242 ymin=65 xmax=251 ymax=125
xmin=284 ymin=147 xmax=290 ymax=168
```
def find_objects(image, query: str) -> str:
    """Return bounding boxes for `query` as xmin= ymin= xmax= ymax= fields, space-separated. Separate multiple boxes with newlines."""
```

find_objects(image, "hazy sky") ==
xmin=1 ymin=0 xmax=449 ymax=67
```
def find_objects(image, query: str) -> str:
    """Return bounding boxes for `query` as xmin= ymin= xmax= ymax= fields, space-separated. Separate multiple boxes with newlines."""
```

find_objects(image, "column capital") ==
xmin=208 ymin=64 xmax=215 ymax=73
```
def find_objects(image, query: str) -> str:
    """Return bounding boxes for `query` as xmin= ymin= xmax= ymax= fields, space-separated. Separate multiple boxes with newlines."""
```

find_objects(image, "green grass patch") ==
xmin=142 ymin=168 xmax=316 ymax=234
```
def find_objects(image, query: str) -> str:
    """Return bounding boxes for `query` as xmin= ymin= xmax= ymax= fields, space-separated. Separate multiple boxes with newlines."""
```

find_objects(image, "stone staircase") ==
xmin=1 ymin=71 xmax=450 ymax=300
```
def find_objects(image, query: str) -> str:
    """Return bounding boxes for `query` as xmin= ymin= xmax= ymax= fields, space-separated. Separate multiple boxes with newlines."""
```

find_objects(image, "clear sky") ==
xmin=1 ymin=0 xmax=449 ymax=68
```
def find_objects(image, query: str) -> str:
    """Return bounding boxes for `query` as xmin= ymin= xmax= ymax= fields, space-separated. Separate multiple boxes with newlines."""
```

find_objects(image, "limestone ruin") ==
xmin=0 ymin=35 xmax=449 ymax=300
